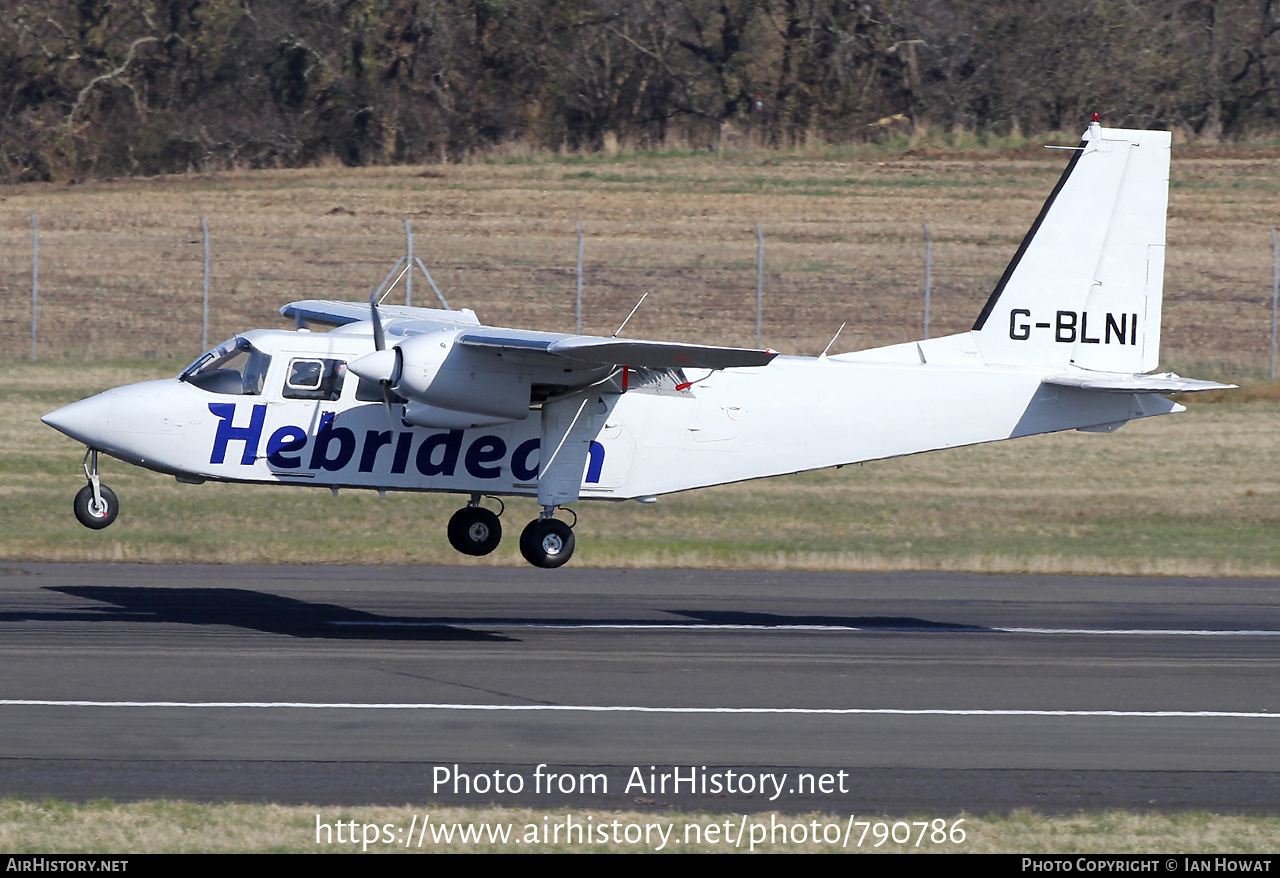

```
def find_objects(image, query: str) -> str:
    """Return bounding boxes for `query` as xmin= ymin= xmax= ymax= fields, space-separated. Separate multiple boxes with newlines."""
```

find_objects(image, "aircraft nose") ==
xmin=42 ymin=394 xmax=114 ymax=446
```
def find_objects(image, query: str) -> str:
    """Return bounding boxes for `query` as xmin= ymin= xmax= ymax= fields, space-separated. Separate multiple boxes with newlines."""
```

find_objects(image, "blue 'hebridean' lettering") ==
xmin=358 ymin=430 xmax=393 ymax=473
xmin=464 ymin=436 xmax=506 ymax=478
xmin=209 ymin=403 xmax=265 ymax=465
xmin=266 ymin=425 xmax=307 ymax=468
xmin=208 ymin=407 xmax=606 ymax=483
xmin=309 ymin=413 xmax=356 ymax=471
xmin=416 ymin=430 xmax=463 ymax=476
xmin=391 ymin=432 xmax=413 ymax=474
xmin=586 ymin=441 xmax=605 ymax=483
xmin=512 ymin=438 xmax=540 ymax=481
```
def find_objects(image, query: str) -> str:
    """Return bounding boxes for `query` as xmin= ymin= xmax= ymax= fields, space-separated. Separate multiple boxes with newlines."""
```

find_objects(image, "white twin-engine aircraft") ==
xmin=44 ymin=120 xmax=1230 ymax=567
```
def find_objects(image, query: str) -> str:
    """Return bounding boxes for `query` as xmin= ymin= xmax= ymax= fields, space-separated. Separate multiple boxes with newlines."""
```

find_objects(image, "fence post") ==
xmin=201 ymin=217 xmax=210 ymax=352
xmin=575 ymin=222 xmax=584 ymax=335
xmin=1271 ymin=227 xmax=1278 ymax=380
xmin=405 ymin=219 xmax=414 ymax=307
xmin=755 ymin=220 xmax=764 ymax=348
xmin=30 ymin=213 xmax=38 ymax=361
xmin=922 ymin=222 xmax=932 ymax=340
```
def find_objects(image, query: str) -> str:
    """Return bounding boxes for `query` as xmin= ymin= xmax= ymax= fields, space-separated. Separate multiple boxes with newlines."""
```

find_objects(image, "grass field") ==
xmin=1 ymin=800 xmax=1278 ymax=854
xmin=0 ymin=140 xmax=1276 ymax=373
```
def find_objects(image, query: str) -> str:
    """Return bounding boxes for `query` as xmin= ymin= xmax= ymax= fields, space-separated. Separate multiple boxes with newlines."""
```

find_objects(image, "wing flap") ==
xmin=455 ymin=331 xmax=775 ymax=370
xmin=545 ymin=337 xmax=776 ymax=369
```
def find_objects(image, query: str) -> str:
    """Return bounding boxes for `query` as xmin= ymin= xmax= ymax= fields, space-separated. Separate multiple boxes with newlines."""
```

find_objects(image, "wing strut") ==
xmin=537 ymin=390 xmax=614 ymax=510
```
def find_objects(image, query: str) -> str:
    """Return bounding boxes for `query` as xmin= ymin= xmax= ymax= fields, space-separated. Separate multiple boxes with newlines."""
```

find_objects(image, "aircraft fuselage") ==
xmin=45 ymin=327 xmax=1178 ymax=502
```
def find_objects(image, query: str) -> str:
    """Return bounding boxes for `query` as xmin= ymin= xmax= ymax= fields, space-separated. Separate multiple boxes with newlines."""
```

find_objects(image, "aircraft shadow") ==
xmin=18 ymin=588 xmax=995 ymax=641
xmin=37 ymin=586 xmax=515 ymax=642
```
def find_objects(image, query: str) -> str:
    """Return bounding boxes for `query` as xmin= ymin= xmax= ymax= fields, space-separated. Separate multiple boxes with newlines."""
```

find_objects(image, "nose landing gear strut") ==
xmin=73 ymin=449 xmax=119 ymax=529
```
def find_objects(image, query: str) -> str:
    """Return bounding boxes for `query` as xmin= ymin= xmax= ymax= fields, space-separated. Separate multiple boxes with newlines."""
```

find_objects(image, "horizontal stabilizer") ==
xmin=1043 ymin=371 xmax=1235 ymax=393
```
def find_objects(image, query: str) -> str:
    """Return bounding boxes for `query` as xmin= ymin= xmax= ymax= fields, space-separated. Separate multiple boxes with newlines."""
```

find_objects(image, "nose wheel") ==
xmin=74 ymin=484 xmax=119 ymax=529
xmin=74 ymin=449 xmax=119 ymax=529
xmin=519 ymin=514 xmax=576 ymax=569
xmin=446 ymin=496 xmax=503 ymax=556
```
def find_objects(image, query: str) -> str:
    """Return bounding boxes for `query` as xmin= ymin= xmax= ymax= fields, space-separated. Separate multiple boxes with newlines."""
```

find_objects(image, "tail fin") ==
xmin=971 ymin=123 xmax=1170 ymax=372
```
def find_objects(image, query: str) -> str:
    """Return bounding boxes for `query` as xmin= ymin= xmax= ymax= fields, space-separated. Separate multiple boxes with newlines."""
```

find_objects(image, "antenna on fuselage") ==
xmin=613 ymin=292 xmax=649 ymax=338
xmin=819 ymin=322 xmax=847 ymax=359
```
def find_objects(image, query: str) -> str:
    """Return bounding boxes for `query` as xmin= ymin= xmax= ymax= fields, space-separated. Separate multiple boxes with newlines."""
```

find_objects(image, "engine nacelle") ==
xmin=391 ymin=330 xmax=531 ymax=423
xmin=401 ymin=402 xmax=519 ymax=431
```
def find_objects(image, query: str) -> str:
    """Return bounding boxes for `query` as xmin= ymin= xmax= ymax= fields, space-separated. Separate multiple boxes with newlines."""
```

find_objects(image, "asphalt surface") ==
xmin=0 ymin=562 xmax=1277 ymax=814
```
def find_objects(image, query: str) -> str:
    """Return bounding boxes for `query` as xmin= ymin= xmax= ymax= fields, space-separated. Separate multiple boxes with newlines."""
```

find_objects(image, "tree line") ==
xmin=2 ymin=0 xmax=1277 ymax=181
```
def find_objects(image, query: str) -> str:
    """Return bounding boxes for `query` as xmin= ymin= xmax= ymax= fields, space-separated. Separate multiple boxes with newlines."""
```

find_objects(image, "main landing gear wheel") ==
xmin=447 ymin=506 xmax=503 ymax=556
xmin=519 ymin=518 xmax=576 ymax=569
xmin=73 ymin=484 xmax=119 ymax=530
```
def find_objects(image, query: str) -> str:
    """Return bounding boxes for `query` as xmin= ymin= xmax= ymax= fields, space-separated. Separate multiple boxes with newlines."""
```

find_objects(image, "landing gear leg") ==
xmin=447 ymin=494 xmax=503 ymax=556
xmin=73 ymin=449 xmax=119 ymax=530
xmin=519 ymin=507 xmax=576 ymax=569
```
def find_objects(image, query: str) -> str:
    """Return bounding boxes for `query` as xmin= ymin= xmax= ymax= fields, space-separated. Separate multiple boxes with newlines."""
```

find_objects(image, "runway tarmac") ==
xmin=0 ymin=562 xmax=1277 ymax=814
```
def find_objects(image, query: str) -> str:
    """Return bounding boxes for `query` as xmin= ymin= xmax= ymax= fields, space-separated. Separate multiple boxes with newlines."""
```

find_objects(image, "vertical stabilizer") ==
xmin=971 ymin=124 xmax=1170 ymax=372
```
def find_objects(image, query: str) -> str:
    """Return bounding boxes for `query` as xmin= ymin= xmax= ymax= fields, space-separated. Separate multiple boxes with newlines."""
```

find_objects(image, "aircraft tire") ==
xmin=73 ymin=484 xmax=119 ymax=530
xmin=447 ymin=506 xmax=503 ymax=556
xmin=519 ymin=518 xmax=575 ymax=568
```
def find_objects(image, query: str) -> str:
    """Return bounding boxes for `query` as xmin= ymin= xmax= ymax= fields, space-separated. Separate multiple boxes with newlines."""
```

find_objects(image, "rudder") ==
xmin=971 ymin=122 xmax=1171 ymax=373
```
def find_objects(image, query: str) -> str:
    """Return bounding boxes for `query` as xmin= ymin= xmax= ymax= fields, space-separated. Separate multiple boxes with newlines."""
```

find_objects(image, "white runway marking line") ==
xmin=327 ymin=620 xmax=1280 ymax=636
xmin=0 ymin=700 xmax=1276 ymax=718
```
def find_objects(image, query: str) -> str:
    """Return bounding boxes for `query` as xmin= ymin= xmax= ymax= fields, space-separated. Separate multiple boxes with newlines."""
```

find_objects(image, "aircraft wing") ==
xmin=286 ymin=300 xmax=776 ymax=372
xmin=1043 ymin=371 xmax=1235 ymax=393
xmin=280 ymin=299 xmax=481 ymax=327
xmin=459 ymin=332 xmax=776 ymax=370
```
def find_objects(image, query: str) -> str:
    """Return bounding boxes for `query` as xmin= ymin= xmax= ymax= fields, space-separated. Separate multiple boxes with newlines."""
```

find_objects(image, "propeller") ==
xmin=370 ymin=289 xmax=387 ymax=352
xmin=351 ymin=291 xmax=402 ymax=430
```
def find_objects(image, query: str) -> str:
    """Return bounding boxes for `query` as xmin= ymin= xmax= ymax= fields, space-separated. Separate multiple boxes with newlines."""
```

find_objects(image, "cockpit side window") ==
xmin=283 ymin=357 xmax=347 ymax=401
xmin=180 ymin=338 xmax=272 ymax=395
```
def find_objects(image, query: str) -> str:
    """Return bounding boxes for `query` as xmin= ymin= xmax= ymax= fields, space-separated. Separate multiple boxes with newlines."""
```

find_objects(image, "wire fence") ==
xmin=2 ymin=213 xmax=1276 ymax=375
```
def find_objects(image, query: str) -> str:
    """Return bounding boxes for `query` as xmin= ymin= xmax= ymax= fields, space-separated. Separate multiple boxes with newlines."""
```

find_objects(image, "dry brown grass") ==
xmin=0 ymin=145 xmax=1275 ymax=377
xmin=1 ymin=799 xmax=1277 ymax=853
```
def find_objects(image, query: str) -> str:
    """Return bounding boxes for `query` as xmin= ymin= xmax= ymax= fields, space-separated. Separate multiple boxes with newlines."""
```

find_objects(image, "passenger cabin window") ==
xmin=283 ymin=358 xmax=346 ymax=401
xmin=180 ymin=337 xmax=271 ymax=395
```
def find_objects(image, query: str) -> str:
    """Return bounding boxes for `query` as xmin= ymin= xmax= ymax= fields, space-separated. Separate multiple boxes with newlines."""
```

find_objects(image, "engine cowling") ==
xmin=349 ymin=329 xmax=531 ymax=427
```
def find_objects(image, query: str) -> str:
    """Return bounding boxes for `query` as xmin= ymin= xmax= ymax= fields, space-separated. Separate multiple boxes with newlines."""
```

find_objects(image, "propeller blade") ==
xmin=379 ymin=383 xmax=398 ymax=431
xmin=369 ymin=290 xmax=387 ymax=351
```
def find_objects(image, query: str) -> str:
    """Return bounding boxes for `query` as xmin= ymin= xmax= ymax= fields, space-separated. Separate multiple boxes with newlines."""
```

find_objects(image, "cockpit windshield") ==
xmin=180 ymin=337 xmax=272 ymax=395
